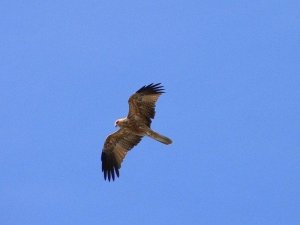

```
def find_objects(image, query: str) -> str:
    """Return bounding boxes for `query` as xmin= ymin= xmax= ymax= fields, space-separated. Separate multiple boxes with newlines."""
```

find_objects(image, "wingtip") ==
xmin=136 ymin=83 xmax=165 ymax=94
xmin=101 ymin=151 xmax=119 ymax=182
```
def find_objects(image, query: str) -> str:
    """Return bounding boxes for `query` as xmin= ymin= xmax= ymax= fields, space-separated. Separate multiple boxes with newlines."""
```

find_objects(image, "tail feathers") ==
xmin=147 ymin=130 xmax=172 ymax=145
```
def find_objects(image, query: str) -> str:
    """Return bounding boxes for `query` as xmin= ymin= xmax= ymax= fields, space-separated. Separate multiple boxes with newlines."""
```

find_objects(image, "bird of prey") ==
xmin=101 ymin=83 xmax=172 ymax=181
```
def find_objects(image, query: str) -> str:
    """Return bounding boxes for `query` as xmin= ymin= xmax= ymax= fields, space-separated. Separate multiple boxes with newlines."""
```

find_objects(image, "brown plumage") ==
xmin=101 ymin=83 xmax=172 ymax=181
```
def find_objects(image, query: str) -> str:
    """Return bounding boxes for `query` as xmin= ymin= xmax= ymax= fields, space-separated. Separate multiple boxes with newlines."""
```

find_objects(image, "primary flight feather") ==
xmin=101 ymin=83 xmax=172 ymax=181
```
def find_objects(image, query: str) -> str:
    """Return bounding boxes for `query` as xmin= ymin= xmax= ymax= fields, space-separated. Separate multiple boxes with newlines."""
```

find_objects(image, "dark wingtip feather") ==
xmin=101 ymin=152 xmax=119 ymax=182
xmin=136 ymin=83 xmax=165 ymax=94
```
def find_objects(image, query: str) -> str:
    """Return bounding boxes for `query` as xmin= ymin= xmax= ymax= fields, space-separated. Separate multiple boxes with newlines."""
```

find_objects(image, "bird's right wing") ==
xmin=101 ymin=128 xmax=142 ymax=181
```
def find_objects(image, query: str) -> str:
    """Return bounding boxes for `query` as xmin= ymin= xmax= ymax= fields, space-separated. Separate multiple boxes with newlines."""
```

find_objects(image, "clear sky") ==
xmin=1 ymin=0 xmax=299 ymax=225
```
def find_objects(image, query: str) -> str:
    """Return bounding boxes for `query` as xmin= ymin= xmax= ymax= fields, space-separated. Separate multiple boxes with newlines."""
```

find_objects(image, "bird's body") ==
xmin=101 ymin=83 xmax=172 ymax=181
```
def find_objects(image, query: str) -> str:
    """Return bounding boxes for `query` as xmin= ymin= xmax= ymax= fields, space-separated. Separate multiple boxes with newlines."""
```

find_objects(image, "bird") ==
xmin=101 ymin=83 xmax=172 ymax=181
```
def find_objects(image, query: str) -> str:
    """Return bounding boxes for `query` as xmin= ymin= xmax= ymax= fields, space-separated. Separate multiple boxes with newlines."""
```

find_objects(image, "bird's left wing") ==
xmin=127 ymin=83 xmax=165 ymax=126
xmin=101 ymin=128 xmax=142 ymax=181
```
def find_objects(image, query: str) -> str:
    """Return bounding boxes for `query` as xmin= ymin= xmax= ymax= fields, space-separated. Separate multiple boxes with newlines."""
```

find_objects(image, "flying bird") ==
xmin=101 ymin=83 xmax=172 ymax=181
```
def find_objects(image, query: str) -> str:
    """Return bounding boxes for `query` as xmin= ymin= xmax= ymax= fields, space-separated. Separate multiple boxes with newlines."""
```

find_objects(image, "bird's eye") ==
xmin=116 ymin=121 xmax=119 ymax=124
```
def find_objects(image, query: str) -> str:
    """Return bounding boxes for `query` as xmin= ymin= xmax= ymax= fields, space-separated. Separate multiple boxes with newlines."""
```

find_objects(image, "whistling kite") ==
xmin=101 ymin=83 xmax=172 ymax=181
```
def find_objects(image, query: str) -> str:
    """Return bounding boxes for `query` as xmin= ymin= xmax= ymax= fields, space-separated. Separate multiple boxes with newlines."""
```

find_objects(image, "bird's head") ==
xmin=114 ymin=119 xmax=120 ymax=127
xmin=114 ymin=118 xmax=127 ymax=128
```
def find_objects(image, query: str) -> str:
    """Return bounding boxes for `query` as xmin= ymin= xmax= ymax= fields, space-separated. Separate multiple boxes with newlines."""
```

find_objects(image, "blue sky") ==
xmin=1 ymin=0 xmax=300 ymax=224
